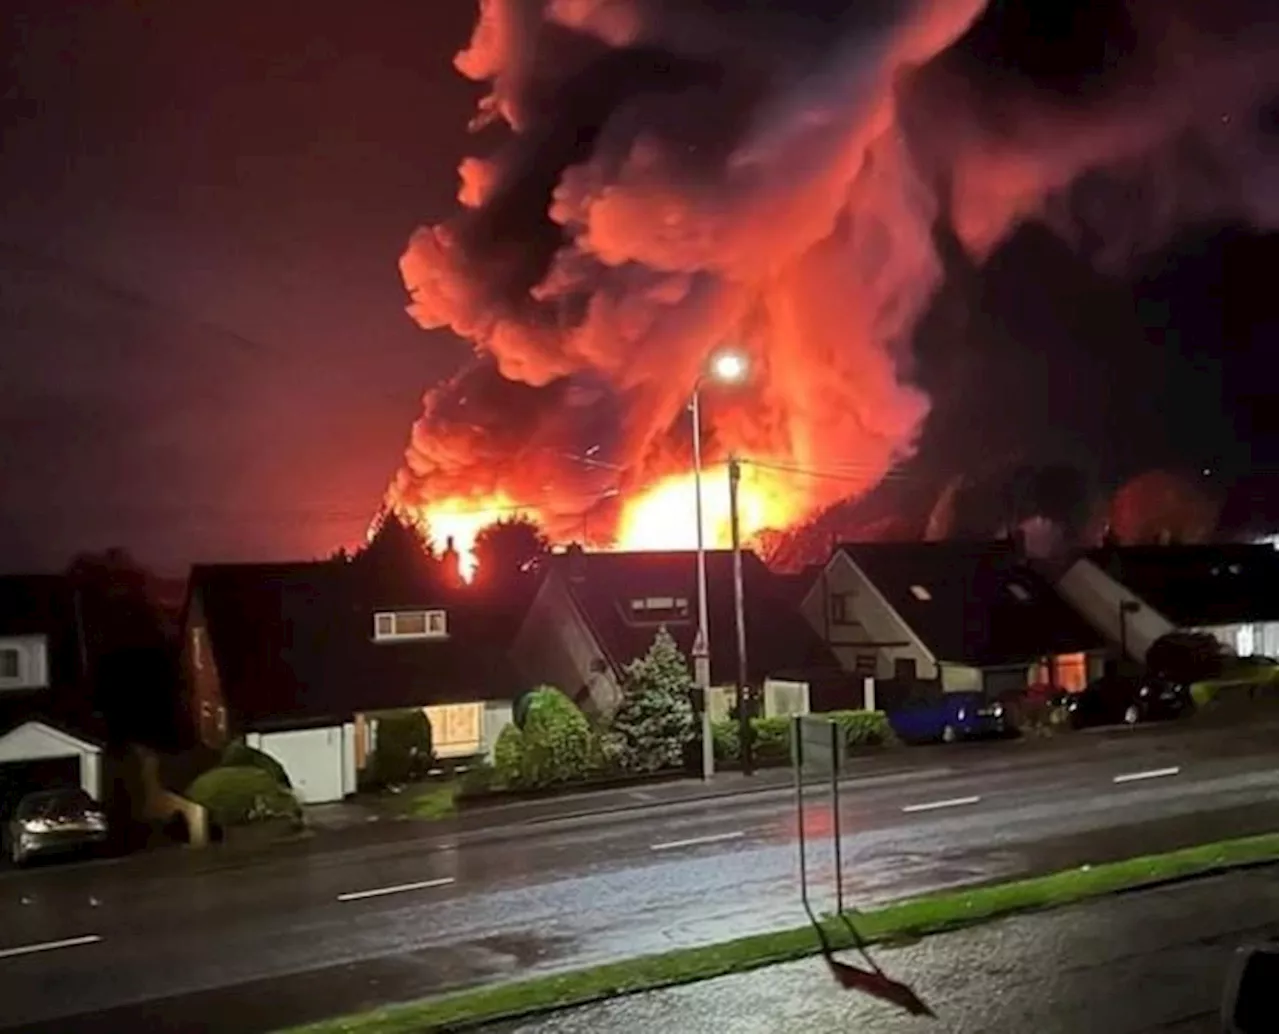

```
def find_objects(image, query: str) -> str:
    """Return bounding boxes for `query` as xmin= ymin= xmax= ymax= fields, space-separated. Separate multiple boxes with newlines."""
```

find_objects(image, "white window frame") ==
xmin=373 ymin=609 xmax=449 ymax=641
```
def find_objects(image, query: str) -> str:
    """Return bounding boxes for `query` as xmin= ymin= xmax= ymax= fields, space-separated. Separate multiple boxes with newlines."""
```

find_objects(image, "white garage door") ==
xmin=251 ymin=727 xmax=345 ymax=804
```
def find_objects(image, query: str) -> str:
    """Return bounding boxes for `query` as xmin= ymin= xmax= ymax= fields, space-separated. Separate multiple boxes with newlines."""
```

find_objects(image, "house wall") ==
xmin=248 ymin=727 xmax=348 ymax=804
xmin=810 ymin=554 xmax=936 ymax=680
xmin=1056 ymin=559 xmax=1175 ymax=663
xmin=180 ymin=592 xmax=229 ymax=749
xmin=482 ymin=700 xmax=513 ymax=760
xmin=512 ymin=575 xmax=622 ymax=716
xmin=0 ymin=635 xmax=50 ymax=692
xmin=1193 ymin=622 xmax=1280 ymax=659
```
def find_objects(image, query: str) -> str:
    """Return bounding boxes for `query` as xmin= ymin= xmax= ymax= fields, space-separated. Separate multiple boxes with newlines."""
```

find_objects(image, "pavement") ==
xmin=0 ymin=719 xmax=1274 ymax=1033
xmin=484 ymin=865 xmax=1280 ymax=1034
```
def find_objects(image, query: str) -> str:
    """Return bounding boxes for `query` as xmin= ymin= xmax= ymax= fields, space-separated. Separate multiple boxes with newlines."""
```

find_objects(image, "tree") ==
xmin=473 ymin=516 xmax=550 ymax=585
xmin=606 ymin=628 xmax=696 ymax=773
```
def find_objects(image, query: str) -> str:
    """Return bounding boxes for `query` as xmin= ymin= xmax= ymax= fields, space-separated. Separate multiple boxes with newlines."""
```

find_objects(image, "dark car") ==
xmin=5 ymin=787 xmax=108 ymax=866
xmin=1061 ymin=673 xmax=1191 ymax=729
xmin=886 ymin=690 xmax=1008 ymax=743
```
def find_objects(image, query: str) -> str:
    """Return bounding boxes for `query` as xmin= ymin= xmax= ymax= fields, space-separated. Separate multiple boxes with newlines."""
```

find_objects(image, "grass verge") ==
xmin=283 ymin=833 xmax=1277 ymax=1034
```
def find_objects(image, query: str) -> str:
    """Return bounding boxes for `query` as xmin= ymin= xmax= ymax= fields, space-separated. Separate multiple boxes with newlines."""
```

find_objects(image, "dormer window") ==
xmin=374 ymin=609 xmax=448 ymax=641
xmin=627 ymin=596 xmax=690 ymax=623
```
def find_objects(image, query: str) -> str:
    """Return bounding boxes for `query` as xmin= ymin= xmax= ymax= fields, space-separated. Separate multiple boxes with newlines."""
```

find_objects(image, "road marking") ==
xmin=0 ymin=934 xmax=102 ymax=961
xmin=650 ymin=831 xmax=745 ymax=852
xmin=1112 ymin=766 xmax=1181 ymax=784
xmin=336 ymin=877 xmax=455 ymax=902
xmin=901 ymin=795 xmax=982 ymax=814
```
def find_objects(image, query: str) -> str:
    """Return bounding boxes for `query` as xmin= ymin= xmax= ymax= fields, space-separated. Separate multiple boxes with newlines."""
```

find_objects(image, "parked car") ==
xmin=1060 ymin=673 xmax=1191 ymax=729
xmin=5 ymin=787 xmax=108 ymax=866
xmin=886 ymin=690 xmax=1008 ymax=743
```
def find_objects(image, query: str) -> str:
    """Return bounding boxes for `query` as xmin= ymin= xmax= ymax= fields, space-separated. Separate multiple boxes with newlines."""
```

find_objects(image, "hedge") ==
xmin=367 ymin=709 xmax=434 ymax=787
xmin=712 ymin=710 xmax=895 ymax=765
xmin=186 ymin=766 xmax=301 ymax=828
xmin=221 ymin=739 xmax=291 ymax=788
xmin=494 ymin=687 xmax=593 ymax=789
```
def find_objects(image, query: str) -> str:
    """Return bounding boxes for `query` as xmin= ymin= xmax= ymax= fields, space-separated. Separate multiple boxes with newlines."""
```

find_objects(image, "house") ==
xmin=512 ymin=548 xmax=844 ymax=718
xmin=1056 ymin=544 xmax=1279 ymax=664
xmin=800 ymin=541 xmax=1109 ymax=697
xmin=0 ymin=575 xmax=105 ymax=819
xmin=181 ymin=555 xmax=528 ymax=804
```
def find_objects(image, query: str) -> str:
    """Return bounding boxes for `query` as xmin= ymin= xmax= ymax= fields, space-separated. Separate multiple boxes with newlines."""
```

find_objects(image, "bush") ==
xmin=221 ymin=739 xmax=291 ymax=787
xmin=711 ymin=718 xmax=740 ymax=762
xmin=186 ymin=766 xmax=301 ymax=828
xmin=492 ymin=724 xmax=526 ymax=789
xmin=368 ymin=709 xmax=434 ymax=786
xmin=606 ymin=629 xmax=696 ymax=773
xmin=519 ymin=687 xmax=593 ymax=787
xmin=713 ymin=710 xmax=896 ymax=766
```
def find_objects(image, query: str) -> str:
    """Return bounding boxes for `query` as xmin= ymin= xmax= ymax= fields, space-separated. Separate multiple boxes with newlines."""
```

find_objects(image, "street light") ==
xmin=691 ymin=349 xmax=749 ymax=782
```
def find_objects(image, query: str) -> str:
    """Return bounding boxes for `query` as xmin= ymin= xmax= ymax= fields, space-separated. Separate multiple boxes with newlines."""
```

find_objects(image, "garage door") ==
xmin=252 ymin=727 xmax=345 ymax=804
xmin=0 ymin=757 xmax=82 ymax=821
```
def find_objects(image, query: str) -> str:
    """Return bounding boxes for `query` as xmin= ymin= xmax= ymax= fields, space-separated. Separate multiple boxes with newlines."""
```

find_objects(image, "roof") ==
xmin=1086 ymin=544 xmax=1278 ymax=628
xmin=189 ymin=558 xmax=530 ymax=728
xmin=837 ymin=540 xmax=1106 ymax=667
xmin=548 ymin=549 xmax=839 ymax=684
xmin=772 ymin=564 xmax=824 ymax=607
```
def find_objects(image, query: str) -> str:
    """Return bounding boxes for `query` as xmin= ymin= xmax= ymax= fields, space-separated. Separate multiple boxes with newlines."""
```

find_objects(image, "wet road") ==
xmin=488 ymin=865 xmax=1279 ymax=1034
xmin=0 ymin=721 xmax=1275 ymax=1033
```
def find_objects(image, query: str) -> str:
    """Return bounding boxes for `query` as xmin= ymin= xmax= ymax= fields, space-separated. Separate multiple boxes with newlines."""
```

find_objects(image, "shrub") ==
xmin=606 ymin=629 xmax=696 ymax=773
xmin=711 ymin=718 xmax=741 ymax=762
xmin=825 ymin=709 xmax=897 ymax=748
xmin=186 ymin=766 xmax=301 ymax=828
xmin=518 ymin=686 xmax=593 ymax=787
xmin=221 ymin=739 xmax=291 ymax=787
xmin=750 ymin=716 xmax=794 ymax=764
xmin=492 ymin=724 xmax=526 ymax=789
xmin=368 ymin=709 xmax=434 ymax=786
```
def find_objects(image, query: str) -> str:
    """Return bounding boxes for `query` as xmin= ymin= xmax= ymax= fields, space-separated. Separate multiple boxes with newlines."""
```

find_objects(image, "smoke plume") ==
xmin=390 ymin=0 xmax=1276 ymax=540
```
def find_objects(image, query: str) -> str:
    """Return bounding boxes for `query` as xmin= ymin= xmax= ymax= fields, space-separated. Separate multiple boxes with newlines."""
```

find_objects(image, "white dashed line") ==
xmin=0 ymin=935 xmax=102 ymax=961
xmin=1112 ymin=766 xmax=1181 ymax=785
xmin=650 ymin=831 xmax=745 ymax=852
xmin=336 ymin=877 xmax=455 ymax=902
xmin=901 ymin=795 xmax=982 ymax=814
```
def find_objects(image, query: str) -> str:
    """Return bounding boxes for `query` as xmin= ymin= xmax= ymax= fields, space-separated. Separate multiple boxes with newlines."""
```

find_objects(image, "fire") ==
xmin=408 ymin=494 xmax=532 ymax=583
xmin=615 ymin=463 xmax=803 ymax=552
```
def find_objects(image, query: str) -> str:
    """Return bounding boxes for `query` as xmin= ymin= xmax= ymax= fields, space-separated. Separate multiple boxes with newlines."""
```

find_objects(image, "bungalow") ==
xmin=1056 ymin=544 xmax=1279 ymax=664
xmin=800 ymin=541 xmax=1109 ymax=696
xmin=0 ymin=575 xmax=104 ymax=820
xmin=181 ymin=556 xmax=528 ymax=804
xmin=512 ymin=548 xmax=844 ymax=719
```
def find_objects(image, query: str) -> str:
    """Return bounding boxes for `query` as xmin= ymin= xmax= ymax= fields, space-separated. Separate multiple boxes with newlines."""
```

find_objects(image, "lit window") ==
xmin=909 ymin=585 xmax=932 ymax=602
xmin=423 ymin=703 xmax=483 ymax=758
xmin=373 ymin=610 xmax=448 ymax=641
xmin=1007 ymin=583 xmax=1031 ymax=602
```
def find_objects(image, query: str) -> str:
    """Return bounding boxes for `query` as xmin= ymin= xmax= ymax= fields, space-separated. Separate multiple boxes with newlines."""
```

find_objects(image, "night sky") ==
xmin=1 ymin=0 xmax=1275 ymax=573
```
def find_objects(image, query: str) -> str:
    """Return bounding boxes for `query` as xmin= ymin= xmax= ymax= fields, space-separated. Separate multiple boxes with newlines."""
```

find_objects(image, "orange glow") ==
xmin=406 ymin=494 xmax=531 ymax=582
xmin=615 ymin=464 xmax=804 ymax=552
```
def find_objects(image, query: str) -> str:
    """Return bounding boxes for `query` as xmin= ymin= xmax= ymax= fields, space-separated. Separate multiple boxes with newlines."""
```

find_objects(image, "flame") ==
xmin=615 ymin=464 xmax=803 ymax=552
xmin=407 ymin=493 xmax=532 ymax=583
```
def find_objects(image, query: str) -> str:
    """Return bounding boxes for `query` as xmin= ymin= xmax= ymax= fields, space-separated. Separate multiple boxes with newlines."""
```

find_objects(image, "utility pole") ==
xmin=690 ymin=388 xmax=714 ymax=780
xmin=729 ymin=455 xmax=752 ymax=775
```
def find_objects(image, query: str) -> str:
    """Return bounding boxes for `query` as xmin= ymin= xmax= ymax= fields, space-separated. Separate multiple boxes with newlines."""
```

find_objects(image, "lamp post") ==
xmin=691 ymin=350 xmax=748 ymax=782
xmin=728 ymin=454 xmax=752 ymax=775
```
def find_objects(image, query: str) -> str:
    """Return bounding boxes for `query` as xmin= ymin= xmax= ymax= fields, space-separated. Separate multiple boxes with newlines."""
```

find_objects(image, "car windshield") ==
xmin=17 ymin=789 xmax=94 ymax=821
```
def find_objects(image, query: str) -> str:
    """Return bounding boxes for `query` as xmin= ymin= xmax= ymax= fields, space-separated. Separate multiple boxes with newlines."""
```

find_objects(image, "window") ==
xmin=894 ymin=657 xmax=918 ymax=681
xmin=830 ymin=592 xmax=856 ymax=625
xmin=909 ymin=585 xmax=932 ymax=602
xmin=1007 ymin=583 xmax=1031 ymax=602
xmin=854 ymin=653 xmax=877 ymax=676
xmin=0 ymin=648 xmax=18 ymax=680
xmin=423 ymin=703 xmax=483 ymax=758
xmin=626 ymin=596 xmax=690 ymax=623
xmin=373 ymin=610 xmax=448 ymax=641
